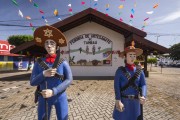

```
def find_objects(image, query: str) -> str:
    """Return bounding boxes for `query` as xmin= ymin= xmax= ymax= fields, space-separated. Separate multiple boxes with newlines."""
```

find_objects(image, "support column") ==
xmin=144 ymin=50 xmax=149 ymax=77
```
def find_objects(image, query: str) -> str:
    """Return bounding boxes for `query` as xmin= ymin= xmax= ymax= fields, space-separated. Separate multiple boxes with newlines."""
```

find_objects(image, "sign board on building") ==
xmin=69 ymin=34 xmax=112 ymax=66
xmin=0 ymin=40 xmax=15 ymax=54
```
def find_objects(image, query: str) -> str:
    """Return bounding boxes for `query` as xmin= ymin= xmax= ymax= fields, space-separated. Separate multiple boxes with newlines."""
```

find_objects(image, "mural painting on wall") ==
xmin=69 ymin=33 xmax=112 ymax=66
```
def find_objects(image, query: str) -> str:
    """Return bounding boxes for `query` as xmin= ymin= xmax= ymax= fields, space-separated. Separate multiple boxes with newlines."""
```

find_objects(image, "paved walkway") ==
xmin=0 ymin=66 xmax=180 ymax=120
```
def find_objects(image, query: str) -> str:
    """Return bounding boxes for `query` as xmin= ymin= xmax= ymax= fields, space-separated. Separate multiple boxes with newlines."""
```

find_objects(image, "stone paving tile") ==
xmin=0 ymin=67 xmax=180 ymax=120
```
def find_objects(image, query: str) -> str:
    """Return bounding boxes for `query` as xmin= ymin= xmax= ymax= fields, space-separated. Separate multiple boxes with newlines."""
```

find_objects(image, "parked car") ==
xmin=176 ymin=63 xmax=180 ymax=67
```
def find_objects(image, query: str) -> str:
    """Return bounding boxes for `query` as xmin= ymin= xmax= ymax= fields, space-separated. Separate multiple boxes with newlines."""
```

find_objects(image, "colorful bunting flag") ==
xmin=69 ymin=8 xmax=72 ymax=12
xmin=81 ymin=1 xmax=85 ymax=5
xmin=143 ymin=21 xmax=148 ymax=26
xmin=118 ymin=5 xmax=124 ymax=9
xmin=54 ymin=9 xmax=58 ymax=16
xmin=26 ymin=16 xmax=31 ymax=20
xmin=134 ymin=2 xmax=137 ymax=7
xmin=18 ymin=9 xmax=23 ymax=18
xmin=68 ymin=4 xmax=71 ymax=7
xmin=39 ymin=10 xmax=44 ymax=14
xmin=106 ymin=4 xmax=110 ymax=8
xmin=119 ymin=18 xmax=123 ymax=22
xmin=34 ymin=3 xmax=39 ymax=8
xmin=30 ymin=23 xmax=33 ymax=27
xmin=144 ymin=17 xmax=149 ymax=21
xmin=131 ymin=9 xmax=135 ymax=14
xmin=44 ymin=19 xmax=48 ymax=23
xmin=58 ymin=17 xmax=62 ymax=21
xmin=146 ymin=11 xmax=154 ymax=14
xmin=153 ymin=4 xmax=159 ymax=8
xmin=94 ymin=8 xmax=97 ymax=11
xmin=12 ymin=0 xmax=18 ymax=6
xmin=106 ymin=8 xmax=109 ymax=11
xmin=130 ymin=14 xmax=133 ymax=18
xmin=32 ymin=27 xmax=35 ymax=31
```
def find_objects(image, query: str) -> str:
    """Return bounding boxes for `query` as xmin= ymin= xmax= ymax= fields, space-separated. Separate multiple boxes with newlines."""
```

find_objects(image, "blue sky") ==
xmin=0 ymin=0 xmax=180 ymax=48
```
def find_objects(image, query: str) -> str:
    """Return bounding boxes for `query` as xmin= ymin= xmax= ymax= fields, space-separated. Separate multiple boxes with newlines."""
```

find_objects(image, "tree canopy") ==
xmin=147 ymin=58 xmax=157 ymax=64
xmin=169 ymin=43 xmax=180 ymax=60
xmin=8 ymin=35 xmax=33 ymax=46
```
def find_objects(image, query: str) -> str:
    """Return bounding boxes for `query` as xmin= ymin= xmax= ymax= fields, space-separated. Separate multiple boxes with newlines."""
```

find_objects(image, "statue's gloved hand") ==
xmin=43 ymin=68 xmax=57 ymax=77
xmin=41 ymin=89 xmax=53 ymax=98
xmin=139 ymin=96 xmax=146 ymax=104
xmin=115 ymin=100 xmax=124 ymax=112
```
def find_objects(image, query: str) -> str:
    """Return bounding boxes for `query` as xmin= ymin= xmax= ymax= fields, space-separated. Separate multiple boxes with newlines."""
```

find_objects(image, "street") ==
xmin=0 ymin=66 xmax=180 ymax=120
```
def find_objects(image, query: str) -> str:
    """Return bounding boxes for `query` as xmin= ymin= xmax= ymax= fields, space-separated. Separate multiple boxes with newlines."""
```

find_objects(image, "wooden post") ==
xmin=144 ymin=50 xmax=149 ymax=77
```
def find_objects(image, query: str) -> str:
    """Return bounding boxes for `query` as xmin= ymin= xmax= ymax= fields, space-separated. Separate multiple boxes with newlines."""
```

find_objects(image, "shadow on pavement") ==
xmin=0 ymin=73 xmax=31 ymax=81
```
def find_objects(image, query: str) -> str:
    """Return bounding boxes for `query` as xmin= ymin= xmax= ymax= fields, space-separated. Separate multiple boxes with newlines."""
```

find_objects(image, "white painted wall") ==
xmin=61 ymin=22 xmax=125 ymax=76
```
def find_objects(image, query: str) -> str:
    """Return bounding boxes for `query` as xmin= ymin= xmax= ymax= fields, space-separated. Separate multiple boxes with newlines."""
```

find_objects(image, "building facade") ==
xmin=61 ymin=22 xmax=124 ymax=79
xmin=10 ymin=8 xmax=170 ymax=79
xmin=0 ymin=40 xmax=29 ymax=71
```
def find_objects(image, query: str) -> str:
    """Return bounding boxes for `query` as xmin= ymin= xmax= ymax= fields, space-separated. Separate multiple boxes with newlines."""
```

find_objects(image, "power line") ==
xmin=147 ymin=32 xmax=180 ymax=36
xmin=0 ymin=12 xmax=77 ymax=23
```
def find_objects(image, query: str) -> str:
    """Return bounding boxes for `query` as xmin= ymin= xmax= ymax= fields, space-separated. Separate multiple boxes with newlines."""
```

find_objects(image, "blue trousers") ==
xmin=38 ymin=92 xmax=68 ymax=120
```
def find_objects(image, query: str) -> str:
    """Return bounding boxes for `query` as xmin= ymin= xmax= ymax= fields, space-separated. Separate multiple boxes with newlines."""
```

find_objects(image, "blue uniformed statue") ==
xmin=30 ymin=25 xmax=73 ymax=120
xmin=113 ymin=41 xmax=147 ymax=120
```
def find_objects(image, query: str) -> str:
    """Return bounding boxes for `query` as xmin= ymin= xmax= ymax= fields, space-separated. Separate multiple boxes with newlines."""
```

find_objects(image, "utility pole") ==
xmin=155 ymin=35 xmax=160 ymax=43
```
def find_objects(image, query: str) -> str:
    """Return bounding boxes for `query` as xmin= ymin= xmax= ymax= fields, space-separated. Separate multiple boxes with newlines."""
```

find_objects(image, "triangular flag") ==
xmin=12 ymin=0 xmax=18 ymax=6
xmin=30 ymin=23 xmax=33 ymax=27
xmin=69 ymin=12 xmax=73 ymax=15
xmin=58 ymin=17 xmax=62 ymax=21
xmin=94 ymin=3 xmax=98 ymax=6
xmin=144 ymin=22 xmax=148 ymax=26
xmin=54 ymin=9 xmax=58 ymax=16
xmin=119 ymin=18 xmax=123 ymax=22
xmin=153 ymin=4 xmax=159 ymax=8
xmin=146 ymin=11 xmax=154 ymax=14
xmin=130 ymin=14 xmax=133 ymax=18
xmin=118 ymin=12 xmax=122 ymax=15
xmin=131 ymin=9 xmax=135 ymax=14
xmin=94 ymin=8 xmax=97 ymax=11
xmin=44 ymin=19 xmax=48 ymax=23
xmin=34 ymin=3 xmax=39 ymax=8
xmin=144 ymin=17 xmax=149 ymax=21
xmin=32 ymin=27 xmax=35 ymax=31
xmin=68 ymin=4 xmax=71 ymax=7
xmin=18 ymin=9 xmax=23 ymax=18
xmin=106 ymin=4 xmax=110 ymax=8
xmin=69 ymin=8 xmax=72 ymax=12
xmin=106 ymin=8 xmax=109 ymax=11
xmin=26 ymin=16 xmax=31 ymax=20
xmin=118 ymin=5 xmax=124 ymax=9
xmin=81 ymin=1 xmax=85 ymax=5
xmin=42 ymin=16 xmax=45 ymax=19
xmin=39 ymin=10 xmax=44 ymax=14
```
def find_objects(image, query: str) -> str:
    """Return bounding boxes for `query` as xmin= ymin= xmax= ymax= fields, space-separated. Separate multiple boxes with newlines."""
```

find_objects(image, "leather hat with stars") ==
xmin=119 ymin=41 xmax=143 ymax=57
xmin=34 ymin=25 xmax=67 ymax=47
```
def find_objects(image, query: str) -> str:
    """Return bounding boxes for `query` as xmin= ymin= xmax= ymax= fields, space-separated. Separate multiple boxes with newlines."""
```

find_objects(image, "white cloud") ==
xmin=151 ymin=9 xmax=180 ymax=25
